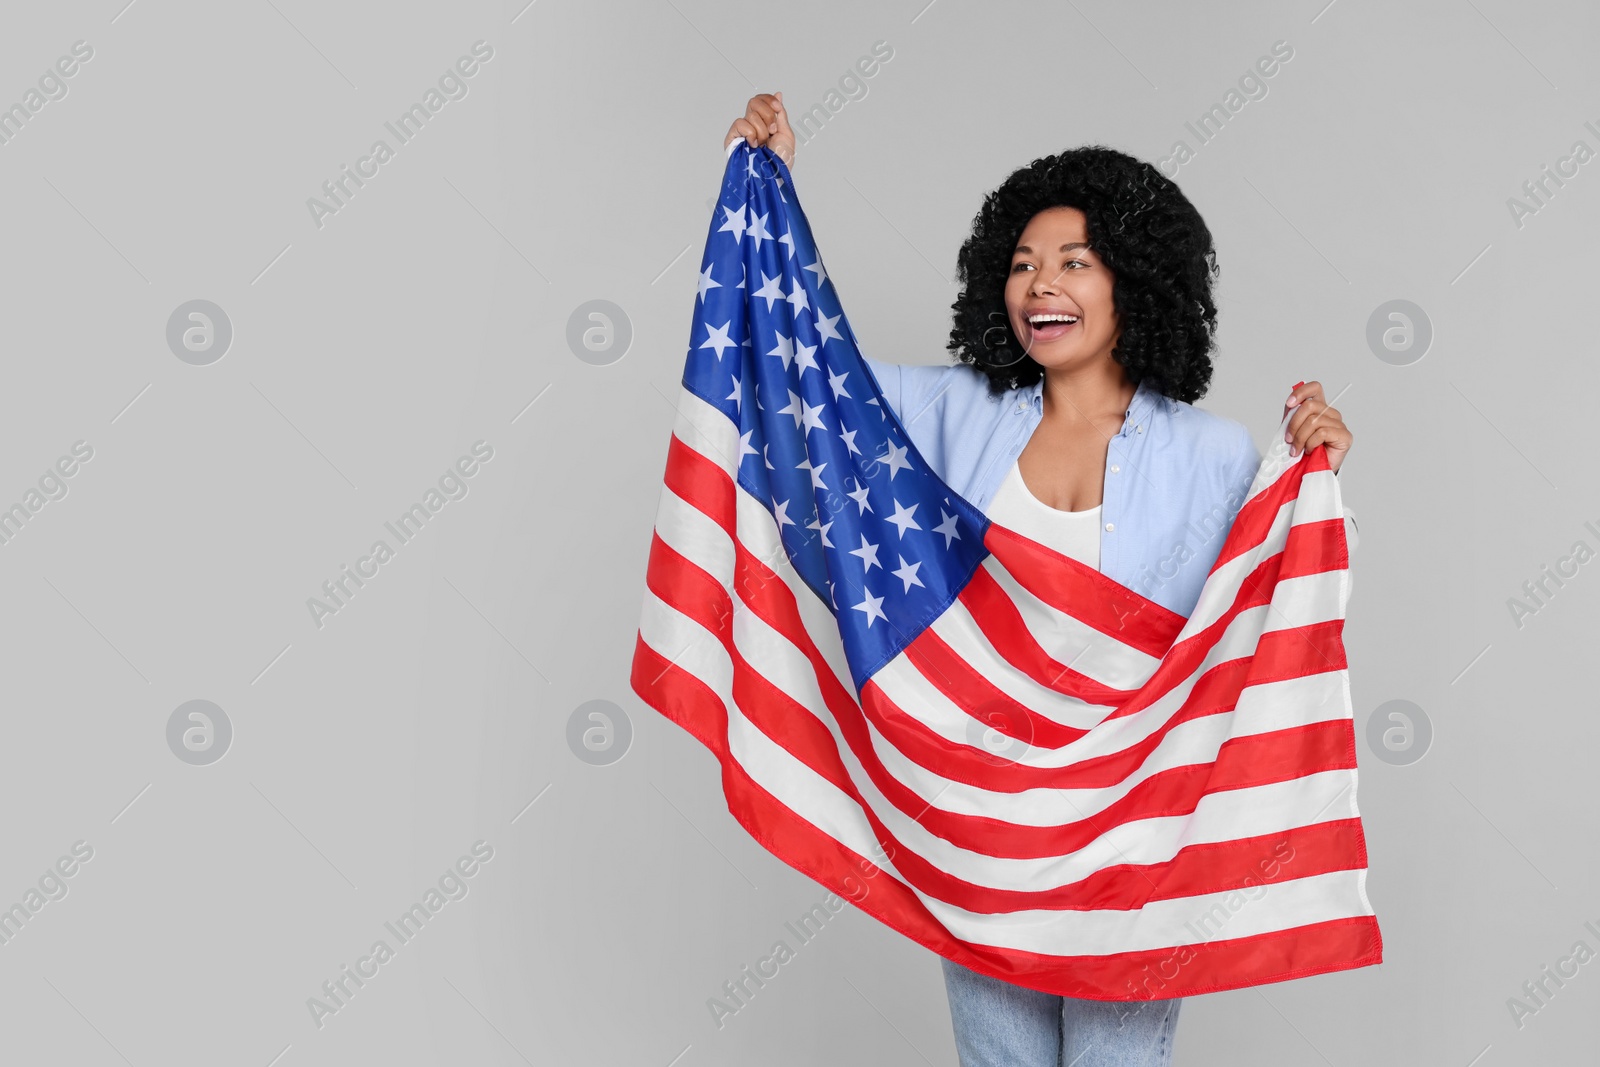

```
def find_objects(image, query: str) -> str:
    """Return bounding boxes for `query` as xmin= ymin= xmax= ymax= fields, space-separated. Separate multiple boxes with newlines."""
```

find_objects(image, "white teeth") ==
xmin=1029 ymin=313 xmax=1078 ymax=325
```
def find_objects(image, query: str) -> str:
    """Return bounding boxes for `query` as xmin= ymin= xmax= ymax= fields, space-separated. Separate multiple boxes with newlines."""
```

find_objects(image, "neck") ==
xmin=1039 ymin=357 xmax=1136 ymax=428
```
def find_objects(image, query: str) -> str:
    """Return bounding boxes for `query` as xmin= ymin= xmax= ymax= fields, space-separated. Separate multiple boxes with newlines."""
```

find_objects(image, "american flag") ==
xmin=630 ymin=139 xmax=1382 ymax=1000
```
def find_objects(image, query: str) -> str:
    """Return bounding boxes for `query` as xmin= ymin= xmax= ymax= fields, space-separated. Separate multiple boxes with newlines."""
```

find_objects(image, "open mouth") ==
xmin=1025 ymin=312 xmax=1079 ymax=343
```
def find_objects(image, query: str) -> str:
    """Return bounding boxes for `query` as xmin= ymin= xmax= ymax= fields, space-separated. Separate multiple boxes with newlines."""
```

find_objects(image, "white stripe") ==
xmin=926 ymin=868 xmax=1373 ymax=955
xmin=670 ymin=386 xmax=743 ymax=478
xmin=1174 ymin=473 xmax=1333 ymax=642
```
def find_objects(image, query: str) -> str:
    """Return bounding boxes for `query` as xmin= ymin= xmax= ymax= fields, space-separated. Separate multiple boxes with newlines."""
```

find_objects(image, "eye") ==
xmin=1012 ymin=258 xmax=1089 ymax=273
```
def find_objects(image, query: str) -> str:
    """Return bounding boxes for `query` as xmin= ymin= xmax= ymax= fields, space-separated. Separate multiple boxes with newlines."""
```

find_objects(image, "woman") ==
xmin=724 ymin=93 xmax=1356 ymax=1067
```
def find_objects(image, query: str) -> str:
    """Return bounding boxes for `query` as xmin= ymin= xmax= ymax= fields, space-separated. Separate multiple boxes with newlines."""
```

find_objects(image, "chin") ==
xmin=1026 ymin=348 xmax=1100 ymax=373
xmin=1023 ymin=341 xmax=1079 ymax=363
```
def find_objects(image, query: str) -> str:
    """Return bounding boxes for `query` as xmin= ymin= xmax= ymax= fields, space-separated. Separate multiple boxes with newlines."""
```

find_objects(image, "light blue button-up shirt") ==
xmin=863 ymin=357 xmax=1354 ymax=619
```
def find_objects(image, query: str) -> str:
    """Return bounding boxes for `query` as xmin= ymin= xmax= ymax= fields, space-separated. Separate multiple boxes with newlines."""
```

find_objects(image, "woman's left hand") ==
xmin=1283 ymin=380 xmax=1352 ymax=473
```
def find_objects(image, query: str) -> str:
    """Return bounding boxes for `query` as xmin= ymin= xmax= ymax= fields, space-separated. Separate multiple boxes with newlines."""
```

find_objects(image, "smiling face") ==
xmin=1004 ymin=206 xmax=1121 ymax=373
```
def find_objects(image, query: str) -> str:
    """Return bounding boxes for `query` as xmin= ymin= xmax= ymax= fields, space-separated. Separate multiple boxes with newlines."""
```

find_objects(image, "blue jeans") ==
xmin=941 ymin=958 xmax=1182 ymax=1066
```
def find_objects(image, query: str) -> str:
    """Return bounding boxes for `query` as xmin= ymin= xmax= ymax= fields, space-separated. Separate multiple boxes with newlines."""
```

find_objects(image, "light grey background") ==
xmin=0 ymin=0 xmax=1594 ymax=1064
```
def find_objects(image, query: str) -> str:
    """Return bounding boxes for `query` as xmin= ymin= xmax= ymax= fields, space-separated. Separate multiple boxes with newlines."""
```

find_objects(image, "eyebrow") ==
xmin=1013 ymin=242 xmax=1090 ymax=254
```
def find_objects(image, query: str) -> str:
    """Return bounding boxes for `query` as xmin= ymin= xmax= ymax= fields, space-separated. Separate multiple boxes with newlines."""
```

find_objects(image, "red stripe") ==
xmin=899 ymin=623 xmax=1123 ymax=750
xmin=1212 ymin=447 xmax=1334 ymax=573
xmin=983 ymin=522 xmax=1183 ymax=656
xmin=952 ymin=564 xmax=1145 ymax=708
xmin=664 ymin=433 xmax=737 ymax=536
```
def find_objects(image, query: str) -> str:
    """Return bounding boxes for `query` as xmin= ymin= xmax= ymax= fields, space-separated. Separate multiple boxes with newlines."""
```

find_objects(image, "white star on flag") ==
xmin=717 ymin=205 xmax=747 ymax=242
xmin=747 ymin=210 xmax=772 ymax=252
xmin=697 ymin=264 xmax=722 ymax=303
xmin=699 ymin=321 xmax=738 ymax=360
xmin=754 ymin=271 xmax=785 ymax=312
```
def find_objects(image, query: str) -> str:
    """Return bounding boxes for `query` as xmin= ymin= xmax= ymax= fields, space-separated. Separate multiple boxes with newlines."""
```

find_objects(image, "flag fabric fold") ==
xmin=630 ymin=139 xmax=1382 ymax=1001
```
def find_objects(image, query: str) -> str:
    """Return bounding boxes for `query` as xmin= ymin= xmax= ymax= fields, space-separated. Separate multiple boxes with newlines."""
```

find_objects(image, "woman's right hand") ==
xmin=725 ymin=92 xmax=794 ymax=167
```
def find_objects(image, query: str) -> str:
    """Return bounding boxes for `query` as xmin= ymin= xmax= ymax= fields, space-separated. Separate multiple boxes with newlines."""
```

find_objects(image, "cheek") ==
xmin=1003 ymin=277 xmax=1025 ymax=317
xmin=1084 ymin=280 xmax=1117 ymax=324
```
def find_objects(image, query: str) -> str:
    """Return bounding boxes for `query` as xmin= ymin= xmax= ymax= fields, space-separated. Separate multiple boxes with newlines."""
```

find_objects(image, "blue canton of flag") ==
xmin=684 ymin=140 xmax=990 ymax=693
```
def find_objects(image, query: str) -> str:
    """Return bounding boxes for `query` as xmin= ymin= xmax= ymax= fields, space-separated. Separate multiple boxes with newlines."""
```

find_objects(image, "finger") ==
xmin=772 ymin=95 xmax=793 ymax=139
xmin=1294 ymin=425 xmax=1351 ymax=458
xmin=748 ymin=98 xmax=777 ymax=134
xmin=1291 ymin=412 xmax=1347 ymax=455
xmin=732 ymin=118 xmax=764 ymax=146
xmin=1285 ymin=397 xmax=1326 ymax=443
xmin=1289 ymin=398 xmax=1341 ymax=441
xmin=1282 ymin=380 xmax=1305 ymax=422
xmin=734 ymin=117 xmax=766 ymax=147
xmin=1285 ymin=379 xmax=1323 ymax=412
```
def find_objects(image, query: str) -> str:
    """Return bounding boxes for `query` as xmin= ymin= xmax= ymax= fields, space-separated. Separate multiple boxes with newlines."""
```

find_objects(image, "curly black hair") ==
xmin=947 ymin=145 xmax=1221 ymax=403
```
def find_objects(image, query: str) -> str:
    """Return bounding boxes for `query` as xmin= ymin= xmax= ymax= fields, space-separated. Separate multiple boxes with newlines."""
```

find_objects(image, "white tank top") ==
xmin=985 ymin=459 xmax=1102 ymax=570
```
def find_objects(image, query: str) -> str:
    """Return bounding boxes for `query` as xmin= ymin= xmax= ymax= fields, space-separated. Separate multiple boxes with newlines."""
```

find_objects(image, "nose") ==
xmin=1029 ymin=270 xmax=1062 ymax=298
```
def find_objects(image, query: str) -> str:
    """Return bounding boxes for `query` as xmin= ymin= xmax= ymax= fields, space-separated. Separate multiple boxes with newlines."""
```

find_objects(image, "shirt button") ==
xmin=1104 ymin=522 xmax=1115 ymax=532
xmin=1110 ymin=464 xmax=1120 ymax=474
xmin=1135 ymin=424 xmax=1143 ymax=433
